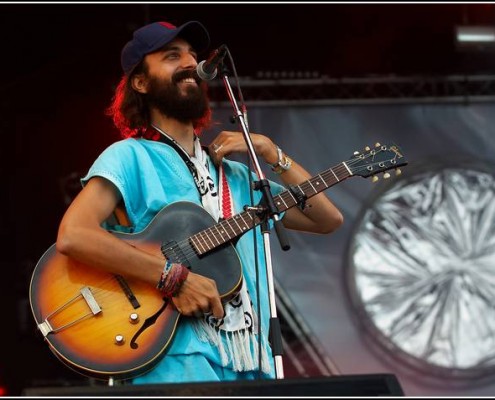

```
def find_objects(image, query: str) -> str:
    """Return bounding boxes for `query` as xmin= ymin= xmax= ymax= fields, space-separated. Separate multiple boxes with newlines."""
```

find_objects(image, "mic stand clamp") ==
xmin=218 ymin=62 xmax=288 ymax=380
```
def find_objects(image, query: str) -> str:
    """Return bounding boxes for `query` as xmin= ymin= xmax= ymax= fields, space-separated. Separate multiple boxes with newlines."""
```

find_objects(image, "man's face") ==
xmin=142 ymin=38 xmax=209 ymax=123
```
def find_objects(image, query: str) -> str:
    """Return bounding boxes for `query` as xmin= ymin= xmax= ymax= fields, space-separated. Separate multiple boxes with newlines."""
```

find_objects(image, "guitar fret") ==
xmin=244 ymin=212 xmax=254 ymax=221
xmin=300 ymin=182 xmax=311 ymax=196
xmin=245 ymin=211 xmax=259 ymax=226
xmin=324 ymin=170 xmax=337 ymax=185
xmin=208 ymin=227 xmax=221 ymax=246
xmin=283 ymin=192 xmax=297 ymax=209
xmin=281 ymin=192 xmax=293 ymax=206
xmin=232 ymin=215 xmax=245 ymax=233
xmin=338 ymin=169 xmax=349 ymax=181
xmin=191 ymin=234 xmax=206 ymax=254
xmin=330 ymin=168 xmax=340 ymax=182
xmin=318 ymin=173 xmax=329 ymax=188
xmin=311 ymin=177 xmax=323 ymax=191
xmin=287 ymin=190 xmax=297 ymax=203
xmin=308 ymin=180 xmax=318 ymax=193
xmin=205 ymin=230 xmax=216 ymax=249
xmin=275 ymin=194 xmax=289 ymax=210
xmin=199 ymin=230 xmax=214 ymax=251
xmin=223 ymin=219 xmax=237 ymax=237
xmin=214 ymin=224 xmax=230 ymax=241
xmin=238 ymin=213 xmax=251 ymax=229
xmin=335 ymin=165 xmax=349 ymax=180
xmin=291 ymin=191 xmax=299 ymax=206
xmin=342 ymin=161 xmax=352 ymax=176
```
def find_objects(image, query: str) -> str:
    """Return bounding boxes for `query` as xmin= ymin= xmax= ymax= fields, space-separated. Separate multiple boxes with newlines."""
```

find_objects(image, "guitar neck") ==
xmin=189 ymin=162 xmax=352 ymax=256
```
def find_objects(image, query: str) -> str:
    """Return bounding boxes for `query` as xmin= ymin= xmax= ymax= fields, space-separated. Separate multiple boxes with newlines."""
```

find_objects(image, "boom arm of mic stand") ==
xmin=218 ymin=64 xmax=288 ymax=379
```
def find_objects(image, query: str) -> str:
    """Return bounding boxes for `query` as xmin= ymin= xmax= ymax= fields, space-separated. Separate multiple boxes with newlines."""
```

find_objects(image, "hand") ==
xmin=172 ymin=271 xmax=224 ymax=319
xmin=208 ymin=131 xmax=278 ymax=166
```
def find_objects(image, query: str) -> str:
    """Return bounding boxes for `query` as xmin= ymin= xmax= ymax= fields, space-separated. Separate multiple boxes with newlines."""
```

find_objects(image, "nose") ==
xmin=181 ymin=52 xmax=198 ymax=69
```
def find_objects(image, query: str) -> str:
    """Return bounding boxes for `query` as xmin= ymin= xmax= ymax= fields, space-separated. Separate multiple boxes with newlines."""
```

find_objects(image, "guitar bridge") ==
xmin=37 ymin=286 xmax=102 ymax=337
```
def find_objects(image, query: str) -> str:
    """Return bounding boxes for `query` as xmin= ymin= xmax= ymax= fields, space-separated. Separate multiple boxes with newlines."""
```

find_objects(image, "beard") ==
xmin=145 ymin=69 xmax=210 ymax=124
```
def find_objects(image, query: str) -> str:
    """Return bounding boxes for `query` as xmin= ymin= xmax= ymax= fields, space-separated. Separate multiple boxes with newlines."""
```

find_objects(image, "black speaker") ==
xmin=23 ymin=374 xmax=404 ymax=396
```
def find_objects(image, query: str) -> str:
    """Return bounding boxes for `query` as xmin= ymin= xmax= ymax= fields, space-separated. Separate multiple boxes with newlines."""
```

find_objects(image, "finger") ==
xmin=213 ymin=143 xmax=224 ymax=154
xmin=208 ymin=145 xmax=222 ymax=166
xmin=209 ymin=142 xmax=224 ymax=155
xmin=210 ymin=297 xmax=225 ymax=319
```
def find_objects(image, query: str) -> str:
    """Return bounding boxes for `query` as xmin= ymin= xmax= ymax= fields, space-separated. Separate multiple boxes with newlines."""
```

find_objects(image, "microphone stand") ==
xmin=217 ymin=63 xmax=290 ymax=380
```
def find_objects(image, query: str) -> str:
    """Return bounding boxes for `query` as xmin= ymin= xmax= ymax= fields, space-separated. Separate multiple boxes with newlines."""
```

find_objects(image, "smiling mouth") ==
xmin=179 ymin=77 xmax=197 ymax=85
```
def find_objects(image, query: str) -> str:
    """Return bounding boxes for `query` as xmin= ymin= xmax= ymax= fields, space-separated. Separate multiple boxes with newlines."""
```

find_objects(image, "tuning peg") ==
xmin=365 ymin=146 xmax=371 ymax=151
xmin=372 ymin=175 xmax=379 ymax=183
xmin=395 ymin=168 xmax=402 ymax=176
xmin=375 ymin=142 xmax=381 ymax=147
xmin=383 ymin=172 xmax=391 ymax=179
xmin=353 ymin=151 xmax=360 ymax=155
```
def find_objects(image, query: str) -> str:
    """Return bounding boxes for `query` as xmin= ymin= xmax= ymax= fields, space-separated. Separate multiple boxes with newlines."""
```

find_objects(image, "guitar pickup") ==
xmin=161 ymin=241 xmax=191 ymax=269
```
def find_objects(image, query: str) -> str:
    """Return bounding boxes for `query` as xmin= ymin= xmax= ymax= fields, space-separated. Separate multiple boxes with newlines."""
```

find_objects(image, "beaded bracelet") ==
xmin=160 ymin=263 xmax=190 ymax=299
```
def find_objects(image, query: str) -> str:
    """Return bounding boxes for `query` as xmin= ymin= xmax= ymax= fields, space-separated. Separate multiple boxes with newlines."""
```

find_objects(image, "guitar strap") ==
xmin=145 ymin=125 xmax=234 ymax=222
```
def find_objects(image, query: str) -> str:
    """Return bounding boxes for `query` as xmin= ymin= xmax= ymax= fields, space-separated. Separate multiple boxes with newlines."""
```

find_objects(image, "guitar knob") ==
xmin=395 ymin=168 xmax=402 ymax=176
xmin=114 ymin=335 xmax=125 ymax=345
xmin=353 ymin=151 xmax=360 ymax=155
xmin=365 ymin=146 xmax=371 ymax=151
xmin=372 ymin=175 xmax=379 ymax=183
xmin=383 ymin=172 xmax=391 ymax=179
xmin=129 ymin=313 xmax=140 ymax=324
xmin=375 ymin=142 xmax=381 ymax=147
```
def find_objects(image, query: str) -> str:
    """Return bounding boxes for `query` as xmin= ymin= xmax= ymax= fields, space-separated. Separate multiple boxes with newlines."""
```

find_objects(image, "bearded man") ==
xmin=55 ymin=20 xmax=343 ymax=384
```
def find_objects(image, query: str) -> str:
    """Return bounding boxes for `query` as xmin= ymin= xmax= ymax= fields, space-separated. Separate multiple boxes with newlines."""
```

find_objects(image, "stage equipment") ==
xmin=22 ymin=374 xmax=405 ymax=396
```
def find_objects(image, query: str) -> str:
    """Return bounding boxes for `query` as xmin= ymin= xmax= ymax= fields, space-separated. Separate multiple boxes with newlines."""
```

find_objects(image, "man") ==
xmin=56 ymin=20 xmax=343 ymax=384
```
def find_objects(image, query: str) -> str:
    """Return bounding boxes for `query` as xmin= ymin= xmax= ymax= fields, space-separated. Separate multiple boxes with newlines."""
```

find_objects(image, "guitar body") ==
xmin=29 ymin=201 xmax=243 ymax=380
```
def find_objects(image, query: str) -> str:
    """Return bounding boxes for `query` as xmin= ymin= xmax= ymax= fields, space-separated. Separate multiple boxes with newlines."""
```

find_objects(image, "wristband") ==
xmin=156 ymin=259 xmax=174 ymax=290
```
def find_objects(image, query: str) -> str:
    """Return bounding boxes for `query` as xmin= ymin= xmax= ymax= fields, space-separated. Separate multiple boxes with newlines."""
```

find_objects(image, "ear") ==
xmin=131 ymin=73 xmax=149 ymax=94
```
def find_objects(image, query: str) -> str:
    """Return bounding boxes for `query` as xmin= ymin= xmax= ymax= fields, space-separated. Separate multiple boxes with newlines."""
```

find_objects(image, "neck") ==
xmin=151 ymin=111 xmax=196 ymax=156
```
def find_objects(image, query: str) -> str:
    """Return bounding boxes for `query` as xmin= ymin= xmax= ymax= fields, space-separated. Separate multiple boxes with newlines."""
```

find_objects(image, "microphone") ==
xmin=196 ymin=44 xmax=228 ymax=81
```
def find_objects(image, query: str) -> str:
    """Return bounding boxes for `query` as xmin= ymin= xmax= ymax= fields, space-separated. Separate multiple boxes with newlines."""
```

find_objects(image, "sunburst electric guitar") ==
xmin=29 ymin=143 xmax=407 ymax=380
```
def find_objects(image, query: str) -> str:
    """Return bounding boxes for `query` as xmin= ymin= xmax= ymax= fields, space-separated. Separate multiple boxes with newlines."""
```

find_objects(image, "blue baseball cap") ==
xmin=121 ymin=21 xmax=210 ymax=75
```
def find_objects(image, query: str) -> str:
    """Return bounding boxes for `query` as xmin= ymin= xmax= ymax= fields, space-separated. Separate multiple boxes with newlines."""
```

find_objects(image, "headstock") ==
xmin=348 ymin=142 xmax=407 ymax=181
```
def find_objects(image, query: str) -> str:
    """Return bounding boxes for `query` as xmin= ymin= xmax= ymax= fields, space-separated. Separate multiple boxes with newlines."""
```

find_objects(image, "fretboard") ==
xmin=189 ymin=161 xmax=352 ymax=255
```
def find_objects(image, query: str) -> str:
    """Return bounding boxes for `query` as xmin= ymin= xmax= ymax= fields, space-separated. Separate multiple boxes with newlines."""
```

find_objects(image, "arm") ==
xmin=56 ymin=176 xmax=224 ymax=318
xmin=208 ymin=131 xmax=344 ymax=234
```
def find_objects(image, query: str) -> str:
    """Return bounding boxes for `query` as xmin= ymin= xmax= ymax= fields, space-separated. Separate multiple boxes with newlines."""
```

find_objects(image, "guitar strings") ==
xmin=167 ymin=148 xmax=397 ymax=262
xmin=158 ymin=148 xmax=397 ymax=263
